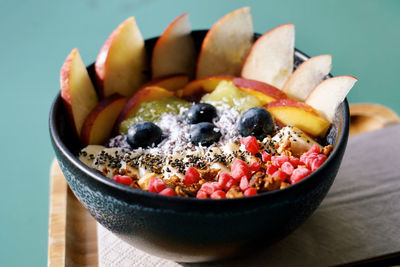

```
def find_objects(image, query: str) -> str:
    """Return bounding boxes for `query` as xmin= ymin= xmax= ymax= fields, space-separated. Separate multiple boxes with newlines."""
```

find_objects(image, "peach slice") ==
xmin=95 ymin=17 xmax=148 ymax=98
xmin=242 ymin=23 xmax=295 ymax=89
xmin=80 ymin=94 xmax=128 ymax=146
xmin=282 ymin=54 xmax=332 ymax=101
xmin=177 ymin=75 xmax=234 ymax=101
xmin=142 ymin=74 xmax=189 ymax=91
xmin=233 ymin=77 xmax=287 ymax=105
xmin=306 ymin=75 xmax=358 ymax=122
xmin=196 ymin=7 xmax=253 ymax=78
xmin=266 ymin=99 xmax=331 ymax=137
xmin=151 ymin=13 xmax=197 ymax=79
xmin=60 ymin=48 xmax=98 ymax=137
xmin=115 ymin=86 xmax=174 ymax=130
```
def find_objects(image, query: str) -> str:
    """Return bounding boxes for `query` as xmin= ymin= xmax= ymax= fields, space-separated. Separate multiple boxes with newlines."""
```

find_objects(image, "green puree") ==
xmin=201 ymin=80 xmax=261 ymax=113
xmin=119 ymin=96 xmax=191 ymax=134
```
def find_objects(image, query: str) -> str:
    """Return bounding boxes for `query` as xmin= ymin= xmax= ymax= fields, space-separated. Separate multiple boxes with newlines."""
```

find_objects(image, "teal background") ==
xmin=0 ymin=0 xmax=399 ymax=266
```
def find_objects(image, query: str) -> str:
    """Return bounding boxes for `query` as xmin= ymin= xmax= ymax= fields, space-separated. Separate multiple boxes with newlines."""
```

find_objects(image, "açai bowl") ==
xmin=49 ymin=7 xmax=355 ymax=262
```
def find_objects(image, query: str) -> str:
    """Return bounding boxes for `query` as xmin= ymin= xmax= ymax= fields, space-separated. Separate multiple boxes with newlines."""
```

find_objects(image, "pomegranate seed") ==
xmin=159 ymin=188 xmax=176 ymax=196
xmin=196 ymin=190 xmax=208 ymax=199
xmin=183 ymin=166 xmax=200 ymax=185
xmin=305 ymin=153 xmax=319 ymax=169
xmin=310 ymin=154 xmax=327 ymax=172
xmin=148 ymin=177 xmax=167 ymax=193
xmin=281 ymin=162 xmax=294 ymax=176
xmin=239 ymin=176 xmax=249 ymax=191
xmin=271 ymin=155 xmax=290 ymax=167
xmin=240 ymin=136 xmax=259 ymax=154
xmin=272 ymin=170 xmax=288 ymax=182
xmin=266 ymin=164 xmax=278 ymax=175
xmin=290 ymin=167 xmax=312 ymax=184
xmin=308 ymin=144 xmax=321 ymax=154
xmin=249 ymin=161 xmax=261 ymax=172
xmin=261 ymin=151 xmax=271 ymax=162
xmin=244 ymin=188 xmax=257 ymax=197
xmin=224 ymin=178 xmax=238 ymax=191
xmin=201 ymin=182 xmax=215 ymax=195
xmin=112 ymin=175 xmax=132 ymax=186
xmin=231 ymin=159 xmax=251 ymax=180
xmin=210 ymin=190 xmax=226 ymax=199
xmin=218 ymin=172 xmax=232 ymax=188
xmin=290 ymin=157 xmax=300 ymax=167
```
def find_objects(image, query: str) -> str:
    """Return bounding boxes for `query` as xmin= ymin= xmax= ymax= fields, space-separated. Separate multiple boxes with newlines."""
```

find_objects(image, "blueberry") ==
xmin=127 ymin=121 xmax=163 ymax=149
xmin=186 ymin=103 xmax=218 ymax=124
xmin=190 ymin=122 xmax=222 ymax=146
xmin=238 ymin=107 xmax=275 ymax=140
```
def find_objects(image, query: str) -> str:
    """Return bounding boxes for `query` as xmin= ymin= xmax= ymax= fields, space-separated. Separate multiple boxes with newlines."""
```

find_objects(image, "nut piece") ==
xmin=263 ymin=175 xmax=281 ymax=191
xmin=138 ymin=173 xmax=156 ymax=190
xmin=226 ymin=185 xmax=244 ymax=199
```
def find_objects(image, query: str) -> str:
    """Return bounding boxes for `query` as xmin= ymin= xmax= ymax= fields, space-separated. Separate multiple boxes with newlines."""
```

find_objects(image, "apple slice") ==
xmin=60 ymin=48 xmax=98 ymax=137
xmin=266 ymin=99 xmax=331 ymax=137
xmin=233 ymin=77 xmax=287 ymax=105
xmin=115 ymin=86 xmax=174 ymax=131
xmin=142 ymin=74 xmax=189 ymax=91
xmin=80 ymin=94 xmax=128 ymax=146
xmin=177 ymin=75 xmax=234 ymax=101
xmin=95 ymin=17 xmax=148 ymax=98
xmin=196 ymin=7 xmax=253 ymax=78
xmin=282 ymin=54 xmax=332 ymax=101
xmin=151 ymin=13 xmax=197 ymax=79
xmin=306 ymin=75 xmax=358 ymax=122
xmin=242 ymin=23 xmax=295 ymax=89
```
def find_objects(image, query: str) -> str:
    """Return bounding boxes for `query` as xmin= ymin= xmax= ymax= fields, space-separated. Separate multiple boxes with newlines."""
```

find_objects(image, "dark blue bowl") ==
xmin=49 ymin=30 xmax=349 ymax=262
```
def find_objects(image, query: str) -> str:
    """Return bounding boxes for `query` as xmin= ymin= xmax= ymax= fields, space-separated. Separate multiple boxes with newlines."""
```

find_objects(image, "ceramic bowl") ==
xmin=49 ymin=30 xmax=349 ymax=262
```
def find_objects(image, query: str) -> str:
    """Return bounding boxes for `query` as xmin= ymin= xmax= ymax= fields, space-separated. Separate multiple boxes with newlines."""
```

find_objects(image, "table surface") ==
xmin=0 ymin=0 xmax=399 ymax=266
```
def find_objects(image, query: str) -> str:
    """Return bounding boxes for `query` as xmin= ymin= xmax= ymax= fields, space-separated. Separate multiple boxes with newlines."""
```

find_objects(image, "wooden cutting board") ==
xmin=47 ymin=103 xmax=399 ymax=267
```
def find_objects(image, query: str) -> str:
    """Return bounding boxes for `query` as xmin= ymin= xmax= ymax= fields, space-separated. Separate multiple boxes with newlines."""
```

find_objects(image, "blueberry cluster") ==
xmin=186 ymin=103 xmax=221 ymax=146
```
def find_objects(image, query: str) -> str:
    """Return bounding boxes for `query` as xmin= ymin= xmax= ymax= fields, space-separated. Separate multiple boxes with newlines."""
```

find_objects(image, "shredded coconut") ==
xmin=108 ymin=104 xmax=242 ymax=156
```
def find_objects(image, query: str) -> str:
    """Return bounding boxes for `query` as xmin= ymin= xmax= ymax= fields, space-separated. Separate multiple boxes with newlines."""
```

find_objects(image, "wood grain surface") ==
xmin=48 ymin=104 xmax=399 ymax=266
xmin=48 ymin=160 xmax=98 ymax=267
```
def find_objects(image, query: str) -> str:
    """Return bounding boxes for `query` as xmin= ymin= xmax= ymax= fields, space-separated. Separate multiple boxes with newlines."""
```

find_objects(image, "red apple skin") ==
xmin=114 ymin=86 xmax=174 ymax=132
xmin=142 ymin=74 xmax=189 ymax=91
xmin=61 ymin=48 xmax=98 ymax=137
xmin=81 ymin=94 xmax=128 ymax=146
xmin=151 ymin=13 xmax=196 ymax=79
xmin=233 ymin=77 xmax=287 ymax=104
xmin=267 ymin=99 xmax=320 ymax=116
xmin=177 ymin=75 xmax=234 ymax=101
xmin=266 ymin=99 xmax=331 ymax=137
xmin=95 ymin=17 xmax=148 ymax=99
xmin=196 ymin=7 xmax=253 ymax=78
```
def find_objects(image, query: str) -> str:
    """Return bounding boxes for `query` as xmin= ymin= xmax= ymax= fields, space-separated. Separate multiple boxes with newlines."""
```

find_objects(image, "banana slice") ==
xmin=78 ymin=145 xmax=105 ymax=167
xmin=272 ymin=126 xmax=321 ymax=156
xmin=92 ymin=148 xmax=132 ymax=178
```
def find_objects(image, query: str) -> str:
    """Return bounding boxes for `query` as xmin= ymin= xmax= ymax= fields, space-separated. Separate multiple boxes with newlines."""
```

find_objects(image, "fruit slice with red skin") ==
xmin=196 ymin=7 xmax=253 ymax=78
xmin=80 ymin=94 xmax=127 ymax=146
xmin=306 ymin=75 xmax=358 ymax=122
xmin=115 ymin=86 xmax=174 ymax=131
xmin=282 ymin=54 xmax=332 ymax=101
xmin=142 ymin=74 xmax=189 ymax=92
xmin=152 ymin=13 xmax=197 ymax=79
xmin=266 ymin=99 xmax=331 ymax=137
xmin=176 ymin=75 xmax=234 ymax=101
xmin=233 ymin=77 xmax=287 ymax=105
xmin=242 ymin=23 xmax=295 ymax=89
xmin=95 ymin=17 xmax=148 ymax=98
xmin=60 ymin=48 xmax=98 ymax=137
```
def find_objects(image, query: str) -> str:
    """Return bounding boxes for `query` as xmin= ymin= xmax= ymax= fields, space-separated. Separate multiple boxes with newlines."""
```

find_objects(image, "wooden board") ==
xmin=48 ymin=104 xmax=399 ymax=266
xmin=48 ymin=160 xmax=98 ymax=267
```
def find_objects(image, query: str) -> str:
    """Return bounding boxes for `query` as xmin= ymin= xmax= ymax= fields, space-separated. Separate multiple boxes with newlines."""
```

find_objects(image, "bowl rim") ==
xmin=49 ymin=31 xmax=350 ymax=207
